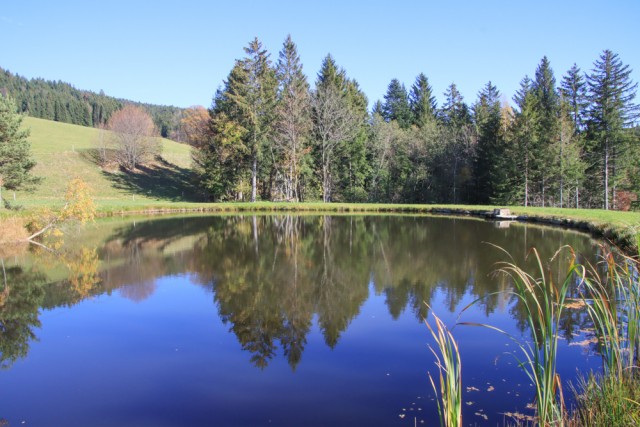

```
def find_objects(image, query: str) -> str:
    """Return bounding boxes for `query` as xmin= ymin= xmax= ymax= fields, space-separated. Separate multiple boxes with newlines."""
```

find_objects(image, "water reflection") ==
xmin=0 ymin=264 xmax=45 ymax=369
xmin=1 ymin=215 xmax=599 ymax=370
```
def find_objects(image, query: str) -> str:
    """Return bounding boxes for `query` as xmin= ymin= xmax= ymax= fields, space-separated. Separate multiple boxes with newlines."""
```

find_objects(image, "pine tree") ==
xmin=227 ymin=38 xmax=278 ymax=202
xmin=438 ymin=83 xmax=474 ymax=203
xmin=371 ymin=100 xmax=384 ymax=117
xmin=510 ymin=78 xmax=540 ymax=206
xmin=473 ymin=82 xmax=503 ymax=203
xmin=312 ymin=55 xmax=358 ymax=202
xmin=586 ymin=50 xmax=639 ymax=209
xmin=382 ymin=79 xmax=412 ymax=129
xmin=0 ymin=94 xmax=39 ymax=205
xmin=409 ymin=73 xmax=437 ymax=127
xmin=339 ymin=79 xmax=369 ymax=201
xmin=560 ymin=64 xmax=588 ymax=133
xmin=531 ymin=56 xmax=560 ymax=206
xmin=274 ymin=35 xmax=312 ymax=202
xmin=441 ymin=83 xmax=471 ymax=127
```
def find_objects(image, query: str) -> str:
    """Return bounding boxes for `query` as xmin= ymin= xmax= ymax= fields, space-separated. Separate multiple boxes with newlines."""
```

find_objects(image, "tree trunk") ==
xmin=604 ymin=138 xmax=609 ymax=210
xmin=251 ymin=153 xmax=257 ymax=203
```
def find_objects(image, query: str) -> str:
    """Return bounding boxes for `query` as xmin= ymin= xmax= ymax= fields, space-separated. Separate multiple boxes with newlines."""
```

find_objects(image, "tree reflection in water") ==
xmin=0 ymin=214 xmax=600 ymax=370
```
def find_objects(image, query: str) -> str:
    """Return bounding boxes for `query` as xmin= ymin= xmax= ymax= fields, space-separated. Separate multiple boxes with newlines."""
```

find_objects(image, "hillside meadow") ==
xmin=9 ymin=116 xmax=195 ymax=208
xmin=1 ymin=116 xmax=638 ymax=252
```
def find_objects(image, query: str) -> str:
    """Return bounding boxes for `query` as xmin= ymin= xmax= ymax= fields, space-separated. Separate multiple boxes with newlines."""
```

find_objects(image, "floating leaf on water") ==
xmin=564 ymin=300 xmax=586 ymax=309
xmin=474 ymin=412 xmax=489 ymax=420
xmin=569 ymin=337 xmax=598 ymax=347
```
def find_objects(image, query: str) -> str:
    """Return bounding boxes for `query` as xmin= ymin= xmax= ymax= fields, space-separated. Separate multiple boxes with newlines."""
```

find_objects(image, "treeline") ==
xmin=195 ymin=36 xmax=639 ymax=209
xmin=0 ymin=67 xmax=184 ymax=138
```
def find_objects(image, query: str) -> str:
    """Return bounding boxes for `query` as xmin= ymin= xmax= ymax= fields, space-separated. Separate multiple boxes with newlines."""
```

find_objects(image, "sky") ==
xmin=2 ymin=0 xmax=639 ymax=110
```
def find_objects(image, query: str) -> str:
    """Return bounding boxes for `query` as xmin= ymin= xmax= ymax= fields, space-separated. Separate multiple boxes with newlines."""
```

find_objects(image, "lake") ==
xmin=0 ymin=214 xmax=604 ymax=426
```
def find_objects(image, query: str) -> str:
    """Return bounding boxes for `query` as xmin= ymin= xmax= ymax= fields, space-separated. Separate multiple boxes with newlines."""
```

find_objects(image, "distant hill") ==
xmin=0 ymin=67 xmax=186 ymax=139
xmin=12 ymin=116 xmax=199 ymax=208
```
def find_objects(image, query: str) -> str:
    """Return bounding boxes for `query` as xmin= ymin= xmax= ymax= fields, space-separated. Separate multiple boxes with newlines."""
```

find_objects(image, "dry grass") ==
xmin=0 ymin=217 xmax=28 ymax=244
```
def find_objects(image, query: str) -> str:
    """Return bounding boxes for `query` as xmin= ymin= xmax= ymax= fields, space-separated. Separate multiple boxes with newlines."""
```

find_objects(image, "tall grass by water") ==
xmin=426 ymin=244 xmax=639 ymax=426
xmin=425 ymin=309 xmax=462 ymax=427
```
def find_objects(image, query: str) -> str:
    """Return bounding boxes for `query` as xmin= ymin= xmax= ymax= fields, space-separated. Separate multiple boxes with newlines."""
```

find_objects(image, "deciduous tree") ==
xmin=107 ymin=105 xmax=159 ymax=171
xmin=180 ymin=106 xmax=210 ymax=148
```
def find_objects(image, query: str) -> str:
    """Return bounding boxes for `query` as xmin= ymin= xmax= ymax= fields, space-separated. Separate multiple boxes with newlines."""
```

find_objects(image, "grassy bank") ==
xmin=2 ymin=117 xmax=638 ymax=252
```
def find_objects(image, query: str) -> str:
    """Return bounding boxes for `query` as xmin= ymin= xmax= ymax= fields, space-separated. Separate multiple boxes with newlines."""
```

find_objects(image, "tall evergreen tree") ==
xmin=382 ymin=79 xmax=412 ymax=129
xmin=339 ymin=79 xmax=369 ymax=201
xmin=560 ymin=63 xmax=588 ymax=133
xmin=0 ymin=94 xmax=39 ymax=204
xmin=441 ymin=83 xmax=471 ymax=127
xmin=531 ymin=56 xmax=560 ymax=206
xmin=273 ymin=35 xmax=312 ymax=202
xmin=586 ymin=50 xmax=639 ymax=209
xmin=438 ymin=83 xmax=474 ymax=203
xmin=197 ymin=39 xmax=277 ymax=201
xmin=371 ymin=100 xmax=384 ymax=117
xmin=312 ymin=55 xmax=358 ymax=202
xmin=229 ymin=38 xmax=278 ymax=202
xmin=473 ymin=82 xmax=503 ymax=203
xmin=409 ymin=73 xmax=437 ymax=127
xmin=510 ymin=78 xmax=540 ymax=206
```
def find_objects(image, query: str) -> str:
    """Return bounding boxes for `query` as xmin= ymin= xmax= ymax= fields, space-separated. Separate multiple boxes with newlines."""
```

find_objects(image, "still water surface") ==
xmin=0 ymin=215 xmax=603 ymax=426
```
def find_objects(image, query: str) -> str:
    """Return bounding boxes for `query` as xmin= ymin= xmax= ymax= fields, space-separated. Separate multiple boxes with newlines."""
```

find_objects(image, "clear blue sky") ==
xmin=2 ymin=0 xmax=639 ymax=109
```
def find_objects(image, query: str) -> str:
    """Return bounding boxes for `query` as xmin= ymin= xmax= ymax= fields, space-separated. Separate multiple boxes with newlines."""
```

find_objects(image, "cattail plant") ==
xmin=460 ymin=245 xmax=580 ymax=426
xmin=425 ymin=308 xmax=462 ymax=427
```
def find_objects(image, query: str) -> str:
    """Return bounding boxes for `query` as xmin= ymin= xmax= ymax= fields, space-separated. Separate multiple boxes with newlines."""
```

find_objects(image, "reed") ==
xmin=568 ymin=372 xmax=640 ymax=426
xmin=580 ymin=245 xmax=639 ymax=378
xmin=460 ymin=245 xmax=580 ymax=426
xmin=425 ymin=308 xmax=462 ymax=427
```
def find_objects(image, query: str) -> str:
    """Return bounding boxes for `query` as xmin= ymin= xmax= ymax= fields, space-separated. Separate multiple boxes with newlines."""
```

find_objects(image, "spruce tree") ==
xmin=230 ymin=38 xmax=278 ymax=202
xmin=586 ymin=50 xmax=639 ymax=209
xmin=409 ymin=73 xmax=437 ymax=127
xmin=532 ymin=56 xmax=560 ymax=206
xmin=274 ymin=35 xmax=312 ymax=201
xmin=382 ymin=79 xmax=412 ymax=129
xmin=473 ymin=82 xmax=503 ymax=203
xmin=439 ymin=83 xmax=474 ymax=203
xmin=371 ymin=100 xmax=384 ymax=117
xmin=312 ymin=55 xmax=358 ymax=202
xmin=560 ymin=64 xmax=588 ymax=133
xmin=0 ymin=94 xmax=39 ymax=205
xmin=441 ymin=83 xmax=471 ymax=127
xmin=511 ymin=78 xmax=540 ymax=206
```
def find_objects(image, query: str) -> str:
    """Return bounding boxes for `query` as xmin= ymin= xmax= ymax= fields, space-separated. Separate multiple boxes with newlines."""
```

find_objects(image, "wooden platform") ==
xmin=485 ymin=208 xmax=518 ymax=220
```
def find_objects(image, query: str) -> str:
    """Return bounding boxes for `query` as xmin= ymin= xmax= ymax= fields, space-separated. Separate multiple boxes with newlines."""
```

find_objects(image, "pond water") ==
xmin=0 ymin=214 xmax=604 ymax=426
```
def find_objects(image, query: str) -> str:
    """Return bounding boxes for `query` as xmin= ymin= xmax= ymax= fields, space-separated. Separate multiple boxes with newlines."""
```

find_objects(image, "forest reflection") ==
xmin=0 ymin=215 xmax=599 ymax=369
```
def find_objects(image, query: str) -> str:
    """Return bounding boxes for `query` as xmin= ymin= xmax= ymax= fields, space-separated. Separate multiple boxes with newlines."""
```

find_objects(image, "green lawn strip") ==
xmin=2 ymin=117 xmax=638 ymax=252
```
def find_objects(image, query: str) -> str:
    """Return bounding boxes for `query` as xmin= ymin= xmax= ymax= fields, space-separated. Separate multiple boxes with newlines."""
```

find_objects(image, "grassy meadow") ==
xmin=1 ymin=116 xmax=639 ymax=251
xmin=9 ymin=116 xmax=195 ymax=208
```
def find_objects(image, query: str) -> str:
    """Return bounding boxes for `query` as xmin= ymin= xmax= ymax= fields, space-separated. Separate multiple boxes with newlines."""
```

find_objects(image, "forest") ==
xmin=0 ymin=67 xmax=184 ymax=138
xmin=1 ymin=36 xmax=638 ymax=210
xmin=194 ymin=36 xmax=639 ymax=209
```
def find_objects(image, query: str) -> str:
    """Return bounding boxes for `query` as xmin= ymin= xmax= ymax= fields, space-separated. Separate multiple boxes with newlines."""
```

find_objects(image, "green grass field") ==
xmin=3 ymin=116 xmax=639 ymax=251
xmin=9 ymin=116 xmax=195 ymax=208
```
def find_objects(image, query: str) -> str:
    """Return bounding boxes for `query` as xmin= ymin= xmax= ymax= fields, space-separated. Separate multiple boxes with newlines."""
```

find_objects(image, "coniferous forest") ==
xmin=195 ymin=37 xmax=639 ymax=209
xmin=0 ymin=67 xmax=184 ymax=138
xmin=2 ymin=36 xmax=638 ymax=209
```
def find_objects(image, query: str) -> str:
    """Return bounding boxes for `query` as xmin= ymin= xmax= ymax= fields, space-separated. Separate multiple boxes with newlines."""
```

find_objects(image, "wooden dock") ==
xmin=485 ymin=208 xmax=518 ymax=220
